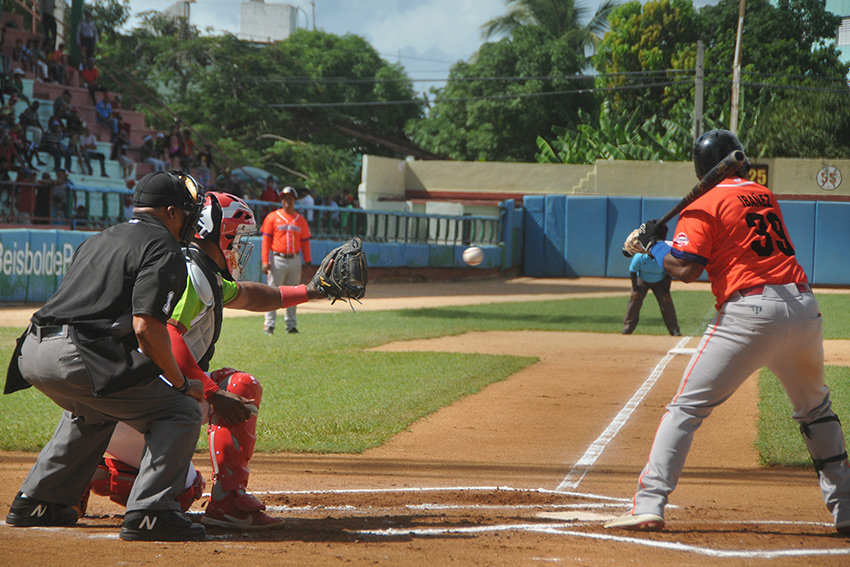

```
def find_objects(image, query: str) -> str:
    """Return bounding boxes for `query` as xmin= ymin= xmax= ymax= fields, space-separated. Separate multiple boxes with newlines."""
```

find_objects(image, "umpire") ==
xmin=4 ymin=171 xmax=208 ymax=542
xmin=622 ymin=252 xmax=680 ymax=336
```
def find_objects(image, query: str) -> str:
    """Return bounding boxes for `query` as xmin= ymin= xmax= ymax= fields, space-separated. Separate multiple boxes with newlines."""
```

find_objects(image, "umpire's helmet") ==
xmin=692 ymin=129 xmax=750 ymax=179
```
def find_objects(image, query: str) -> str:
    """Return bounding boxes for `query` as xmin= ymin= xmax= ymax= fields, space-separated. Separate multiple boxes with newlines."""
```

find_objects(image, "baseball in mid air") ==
xmin=462 ymin=246 xmax=484 ymax=266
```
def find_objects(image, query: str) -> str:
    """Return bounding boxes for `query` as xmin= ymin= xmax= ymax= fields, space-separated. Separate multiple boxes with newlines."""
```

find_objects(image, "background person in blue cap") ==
xmin=622 ymin=252 xmax=680 ymax=336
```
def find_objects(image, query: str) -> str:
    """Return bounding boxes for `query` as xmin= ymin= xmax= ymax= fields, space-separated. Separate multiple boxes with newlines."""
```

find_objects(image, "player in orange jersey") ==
xmin=606 ymin=130 xmax=850 ymax=536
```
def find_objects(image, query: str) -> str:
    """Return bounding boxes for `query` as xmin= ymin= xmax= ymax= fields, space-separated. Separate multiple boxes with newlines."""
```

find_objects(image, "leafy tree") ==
xmin=407 ymin=26 xmax=593 ymax=162
xmin=536 ymin=102 xmax=693 ymax=164
xmin=697 ymin=0 xmax=848 ymax=139
xmin=593 ymin=0 xmax=698 ymax=125
xmin=482 ymin=0 xmax=621 ymax=57
xmin=99 ymin=24 xmax=422 ymax=196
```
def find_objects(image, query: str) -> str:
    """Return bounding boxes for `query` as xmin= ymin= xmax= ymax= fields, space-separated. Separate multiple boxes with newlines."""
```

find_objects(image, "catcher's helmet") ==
xmin=692 ymin=129 xmax=750 ymax=179
xmin=195 ymin=192 xmax=256 ymax=280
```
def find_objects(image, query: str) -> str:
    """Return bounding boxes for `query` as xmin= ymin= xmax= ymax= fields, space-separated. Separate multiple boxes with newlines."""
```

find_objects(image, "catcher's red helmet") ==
xmin=195 ymin=192 xmax=256 ymax=280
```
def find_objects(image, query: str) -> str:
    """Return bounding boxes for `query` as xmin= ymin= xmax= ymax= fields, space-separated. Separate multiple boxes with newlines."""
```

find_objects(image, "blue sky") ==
xmin=123 ymin=1 xmax=721 ymax=95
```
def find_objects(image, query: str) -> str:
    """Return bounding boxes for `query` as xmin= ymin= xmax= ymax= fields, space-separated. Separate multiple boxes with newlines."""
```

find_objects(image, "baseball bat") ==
xmin=657 ymin=149 xmax=747 ymax=227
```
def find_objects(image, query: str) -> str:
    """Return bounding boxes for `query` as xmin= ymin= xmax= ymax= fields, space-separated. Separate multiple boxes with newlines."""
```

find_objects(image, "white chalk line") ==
xmin=353 ymin=523 xmax=850 ymax=559
xmin=257 ymin=486 xmax=629 ymax=502
xmin=266 ymin=502 xmax=625 ymax=514
xmin=556 ymin=336 xmax=692 ymax=491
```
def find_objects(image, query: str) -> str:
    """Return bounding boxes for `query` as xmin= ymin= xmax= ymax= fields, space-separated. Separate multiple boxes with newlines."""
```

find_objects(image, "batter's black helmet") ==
xmin=692 ymin=129 xmax=750 ymax=179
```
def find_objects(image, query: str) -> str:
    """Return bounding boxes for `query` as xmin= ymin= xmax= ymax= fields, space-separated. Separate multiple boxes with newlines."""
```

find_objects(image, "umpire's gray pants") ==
xmin=18 ymin=329 xmax=202 ymax=511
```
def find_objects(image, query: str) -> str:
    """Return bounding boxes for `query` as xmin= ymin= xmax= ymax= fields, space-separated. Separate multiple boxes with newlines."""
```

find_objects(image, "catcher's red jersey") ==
xmin=671 ymin=176 xmax=807 ymax=307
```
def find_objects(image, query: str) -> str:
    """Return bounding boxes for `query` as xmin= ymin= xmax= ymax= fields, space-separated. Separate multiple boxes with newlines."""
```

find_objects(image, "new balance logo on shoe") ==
xmin=138 ymin=515 xmax=157 ymax=530
xmin=30 ymin=504 xmax=47 ymax=517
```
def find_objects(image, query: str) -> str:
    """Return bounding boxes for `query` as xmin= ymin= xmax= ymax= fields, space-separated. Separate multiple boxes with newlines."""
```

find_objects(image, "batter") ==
xmin=607 ymin=130 xmax=850 ymax=535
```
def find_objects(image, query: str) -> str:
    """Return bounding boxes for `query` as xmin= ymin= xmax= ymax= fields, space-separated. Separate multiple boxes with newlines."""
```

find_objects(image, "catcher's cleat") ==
xmin=120 ymin=509 xmax=206 ymax=542
xmin=6 ymin=492 xmax=79 ymax=527
xmin=286 ymin=327 xmax=298 ymax=334
xmin=604 ymin=512 xmax=665 ymax=531
xmin=264 ymin=326 xmax=274 ymax=336
xmin=201 ymin=490 xmax=283 ymax=531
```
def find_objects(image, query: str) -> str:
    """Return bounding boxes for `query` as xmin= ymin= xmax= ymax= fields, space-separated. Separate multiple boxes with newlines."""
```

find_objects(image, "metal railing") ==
xmin=247 ymin=200 xmax=502 ymax=246
xmin=0 ymin=186 xmax=503 ymax=245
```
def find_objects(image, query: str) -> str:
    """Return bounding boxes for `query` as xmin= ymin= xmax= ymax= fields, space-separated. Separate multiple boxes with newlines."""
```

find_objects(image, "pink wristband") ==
xmin=281 ymin=284 xmax=309 ymax=309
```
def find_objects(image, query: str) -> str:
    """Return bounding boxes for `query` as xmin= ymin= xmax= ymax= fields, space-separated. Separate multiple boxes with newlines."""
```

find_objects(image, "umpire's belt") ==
xmin=273 ymin=252 xmax=296 ymax=258
xmin=738 ymin=282 xmax=811 ymax=297
xmin=28 ymin=324 xmax=69 ymax=340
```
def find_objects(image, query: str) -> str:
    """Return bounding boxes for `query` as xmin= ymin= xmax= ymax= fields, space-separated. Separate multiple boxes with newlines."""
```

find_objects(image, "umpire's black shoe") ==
xmin=120 ymin=509 xmax=206 ymax=542
xmin=5 ymin=491 xmax=78 ymax=527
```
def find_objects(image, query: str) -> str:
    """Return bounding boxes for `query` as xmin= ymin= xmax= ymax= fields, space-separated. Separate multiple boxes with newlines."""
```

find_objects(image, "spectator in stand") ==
xmin=167 ymin=126 xmax=181 ymax=169
xmin=110 ymin=128 xmax=134 ymax=179
xmin=122 ymin=179 xmax=135 ymax=219
xmin=298 ymin=187 xmax=315 ymax=224
xmin=18 ymin=100 xmax=44 ymax=149
xmin=80 ymin=126 xmax=108 ymax=177
xmin=51 ymin=167 xmax=72 ymax=220
xmin=95 ymin=91 xmax=117 ymax=139
xmin=15 ymin=168 xmax=37 ymax=222
xmin=0 ymin=132 xmax=21 ymax=171
xmin=65 ymin=107 xmax=86 ymax=170
xmin=261 ymin=175 xmax=278 ymax=202
xmin=53 ymin=89 xmax=72 ymax=120
xmin=50 ymin=43 xmax=71 ymax=85
xmin=179 ymin=128 xmax=193 ymax=170
xmin=39 ymin=120 xmax=73 ymax=173
xmin=111 ymin=94 xmax=130 ymax=138
xmin=154 ymin=131 xmax=169 ymax=165
xmin=194 ymin=142 xmax=213 ymax=187
xmin=80 ymin=57 xmax=103 ymax=106
xmin=72 ymin=204 xmax=90 ymax=229
xmin=221 ymin=168 xmax=243 ymax=198
xmin=76 ymin=9 xmax=99 ymax=62
xmin=34 ymin=171 xmax=54 ymax=223
xmin=32 ymin=41 xmax=50 ymax=82
xmin=8 ymin=68 xmax=29 ymax=104
xmin=11 ymin=39 xmax=25 ymax=71
xmin=40 ymin=0 xmax=57 ymax=52
xmin=9 ymin=122 xmax=41 ymax=170
xmin=140 ymin=134 xmax=166 ymax=172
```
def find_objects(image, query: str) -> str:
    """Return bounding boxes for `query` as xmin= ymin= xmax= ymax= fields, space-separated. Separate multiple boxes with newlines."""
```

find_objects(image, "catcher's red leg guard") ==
xmin=89 ymin=457 xmax=204 ymax=512
xmin=208 ymin=370 xmax=262 ymax=493
xmin=204 ymin=370 xmax=282 ymax=530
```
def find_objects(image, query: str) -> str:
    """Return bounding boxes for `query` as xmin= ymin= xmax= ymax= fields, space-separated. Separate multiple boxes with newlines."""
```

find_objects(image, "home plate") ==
xmin=669 ymin=347 xmax=696 ymax=355
xmin=535 ymin=511 xmax=612 ymax=521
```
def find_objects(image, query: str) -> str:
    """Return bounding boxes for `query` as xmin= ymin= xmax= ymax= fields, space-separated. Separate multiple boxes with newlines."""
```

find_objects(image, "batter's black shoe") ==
xmin=5 ymin=491 xmax=78 ymax=527
xmin=120 ymin=509 xmax=206 ymax=542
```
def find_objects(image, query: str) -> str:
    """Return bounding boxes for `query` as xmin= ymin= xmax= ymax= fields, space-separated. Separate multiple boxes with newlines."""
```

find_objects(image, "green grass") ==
xmin=2 ymin=288 xmax=850 ymax=463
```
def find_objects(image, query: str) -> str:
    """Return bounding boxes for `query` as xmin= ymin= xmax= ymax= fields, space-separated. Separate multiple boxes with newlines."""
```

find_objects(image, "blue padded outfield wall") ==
xmin=524 ymin=195 xmax=850 ymax=285
xmin=0 ymin=226 xmax=517 ymax=304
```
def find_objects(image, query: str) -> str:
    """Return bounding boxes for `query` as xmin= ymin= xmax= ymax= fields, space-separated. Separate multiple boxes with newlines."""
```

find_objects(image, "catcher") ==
xmin=83 ymin=192 xmax=367 ymax=529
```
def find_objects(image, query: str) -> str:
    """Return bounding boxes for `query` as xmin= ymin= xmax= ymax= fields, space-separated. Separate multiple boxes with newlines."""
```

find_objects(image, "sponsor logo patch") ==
xmin=674 ymin=232 xmax=690 ymax=246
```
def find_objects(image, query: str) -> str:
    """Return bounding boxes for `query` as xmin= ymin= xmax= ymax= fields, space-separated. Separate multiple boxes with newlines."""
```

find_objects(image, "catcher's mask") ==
xmin=195 ymin=191 xmax=256 ymax=280
xmin=692 ymin=129 xmax=750 ymax=180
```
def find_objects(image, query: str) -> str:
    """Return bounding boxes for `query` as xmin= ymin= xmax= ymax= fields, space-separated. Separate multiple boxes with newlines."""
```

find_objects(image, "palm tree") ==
xmin=481 ymin=0 xmax=621 ymax=54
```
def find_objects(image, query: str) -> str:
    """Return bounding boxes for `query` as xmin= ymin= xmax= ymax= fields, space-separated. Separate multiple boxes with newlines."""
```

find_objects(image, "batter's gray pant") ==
xmin=17 ymin=328 xmax=202 ymax=512
xmin=631 ymin=284 xmax=850 ymax=525
xmin=264 ymin=253 xmax=302 ymax=331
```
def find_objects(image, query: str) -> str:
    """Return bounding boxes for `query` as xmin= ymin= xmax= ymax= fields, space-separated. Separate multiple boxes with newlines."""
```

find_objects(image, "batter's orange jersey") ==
xmin=670 ymin=176 xmax=807 ymax=307
xmin=260 ymin=209 xmax=312 ymax=264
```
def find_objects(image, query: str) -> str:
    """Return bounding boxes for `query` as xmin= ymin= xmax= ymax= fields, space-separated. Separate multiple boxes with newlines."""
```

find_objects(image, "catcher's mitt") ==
xmin=311 ymin=237 xmax=368 ymax=307
xmin=622 ymin=228 xmax=645 ymax=257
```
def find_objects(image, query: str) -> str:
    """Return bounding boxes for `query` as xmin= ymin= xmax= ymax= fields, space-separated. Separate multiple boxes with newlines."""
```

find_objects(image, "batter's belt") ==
xmin=737 ymin=282 xmax=811 ymax=296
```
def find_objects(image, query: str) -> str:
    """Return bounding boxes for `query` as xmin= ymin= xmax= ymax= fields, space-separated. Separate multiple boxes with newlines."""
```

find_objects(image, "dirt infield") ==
xmin=2 ymin=277 xmax=850 ymax=566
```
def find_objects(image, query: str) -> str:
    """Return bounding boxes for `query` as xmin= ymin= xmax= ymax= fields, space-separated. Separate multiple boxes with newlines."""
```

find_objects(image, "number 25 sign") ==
xmin=817 ymin=166 xmax=842 ymax=191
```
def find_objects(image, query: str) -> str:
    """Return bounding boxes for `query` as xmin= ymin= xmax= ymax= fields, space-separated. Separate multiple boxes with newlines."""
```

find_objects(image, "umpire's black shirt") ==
xmin=31 ymin=212 xmax=187 ymax=394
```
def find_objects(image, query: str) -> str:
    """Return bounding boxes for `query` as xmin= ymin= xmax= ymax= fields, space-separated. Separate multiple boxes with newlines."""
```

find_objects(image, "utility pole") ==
xmin=694 ymin=40 xmax=705 ymax=141
xmin=730 ymin=0 xmax=746 ymax=134
xmin=311 ymin=1 xmax=316 ymax=30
